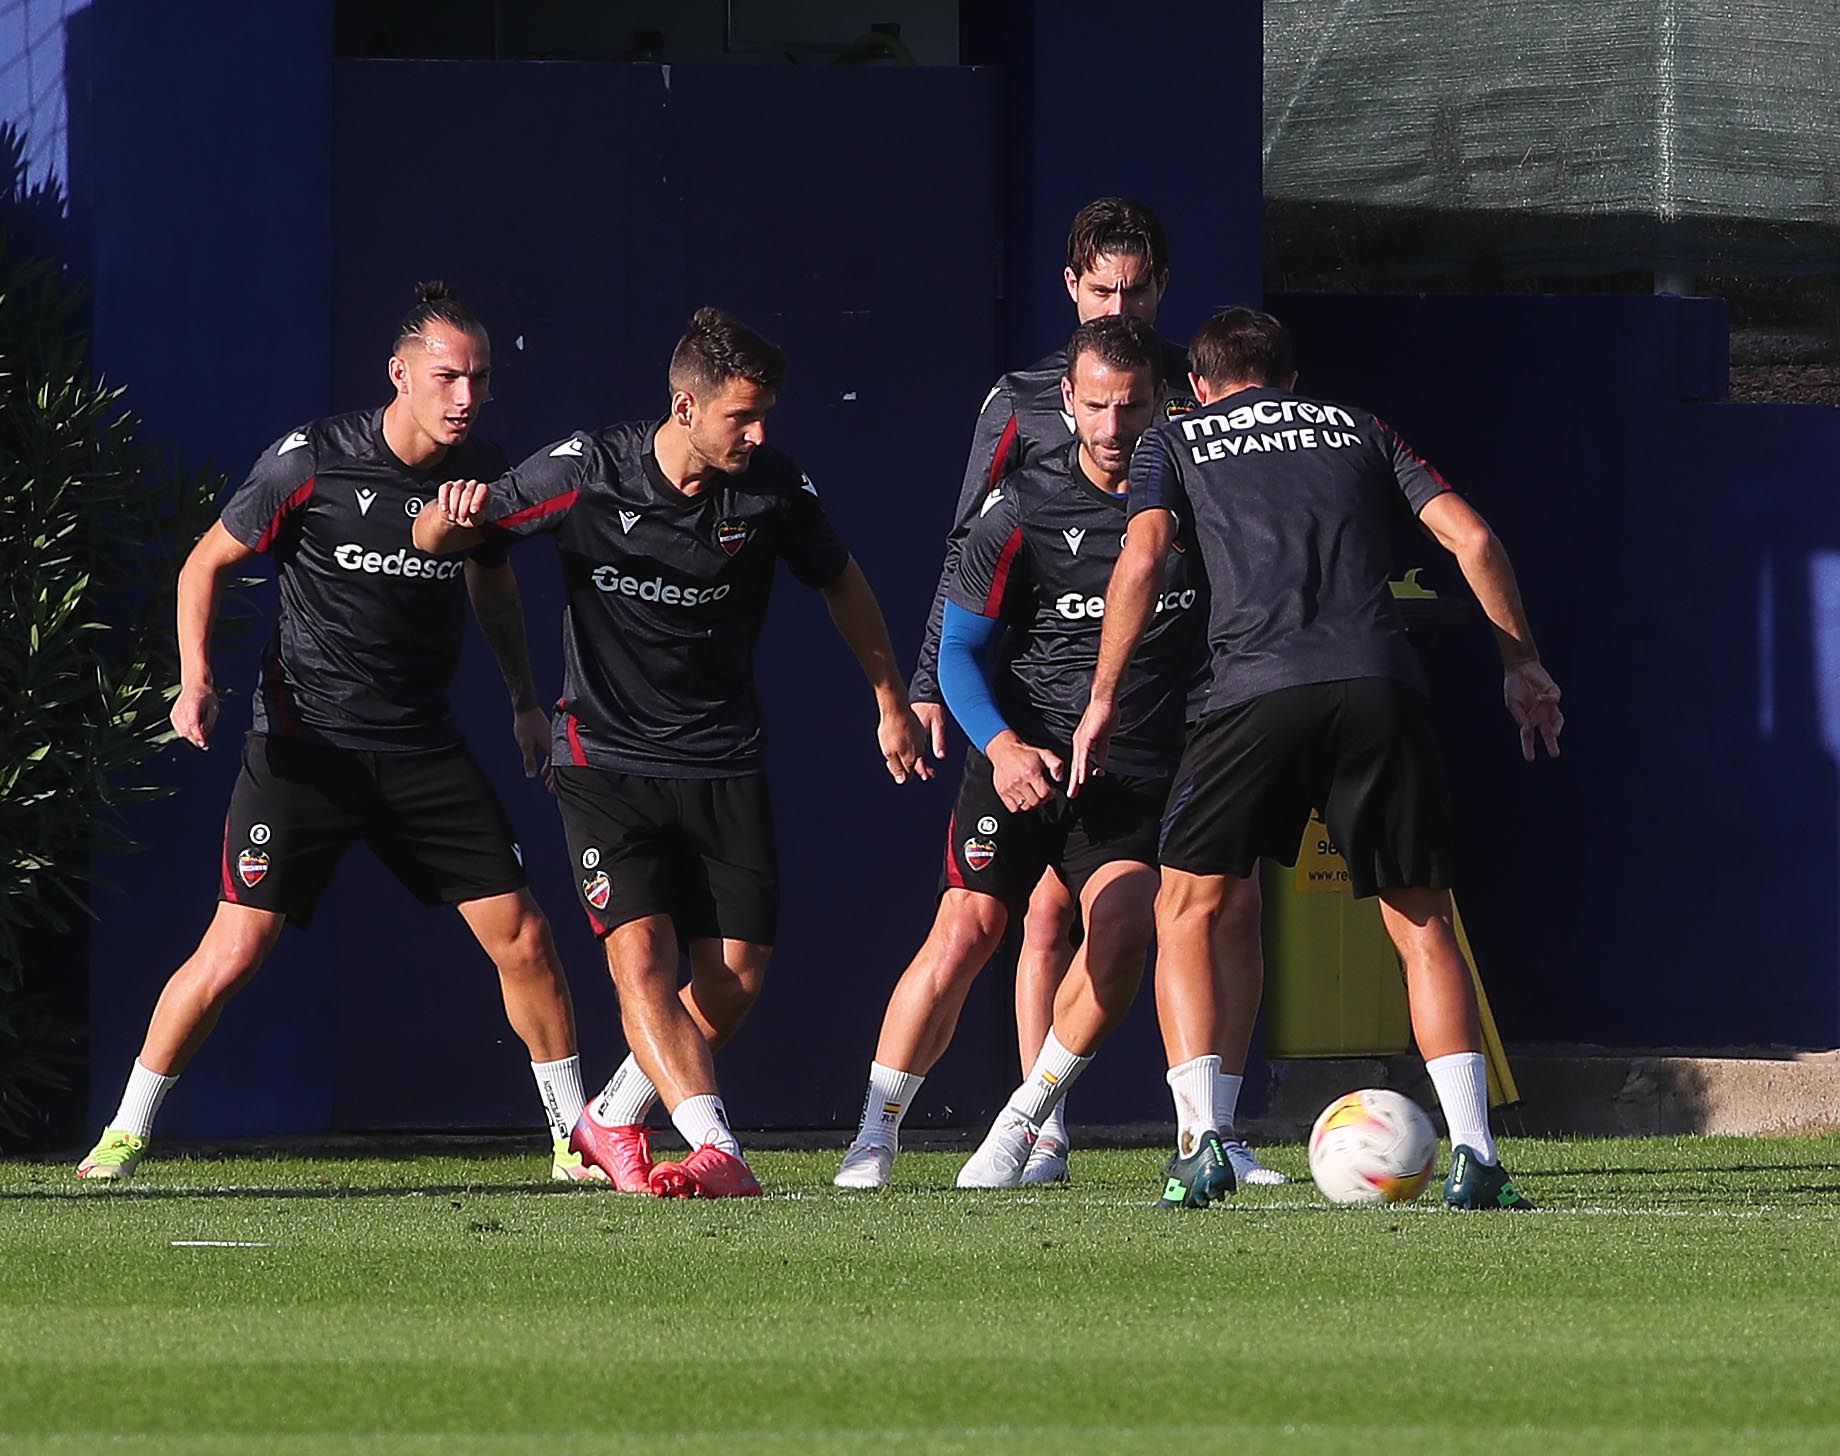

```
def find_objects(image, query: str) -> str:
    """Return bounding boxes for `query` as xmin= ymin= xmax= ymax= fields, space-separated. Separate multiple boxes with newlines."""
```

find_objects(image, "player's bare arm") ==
xmin=1417 ymin=491 xmax=1564 ymax=761
xmin=412 ymin=478 xmax=490 ymax=554
xmin=171 ymin=521 xmax=258 ymax=749
xmin=1070 ymin=506 xmax=1175 ymax=791
xmin=465 ymin=560 xmax=551 ymax=779
xmin=821 ymin=557 xmax=932 ymax=784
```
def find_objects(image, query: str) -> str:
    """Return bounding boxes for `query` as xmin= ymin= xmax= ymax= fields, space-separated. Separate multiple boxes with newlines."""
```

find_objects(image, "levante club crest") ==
xmin=716 ymin=520 xmax=751 ymax=556
xmin=963 ymin=838 xmax=997 ymax=872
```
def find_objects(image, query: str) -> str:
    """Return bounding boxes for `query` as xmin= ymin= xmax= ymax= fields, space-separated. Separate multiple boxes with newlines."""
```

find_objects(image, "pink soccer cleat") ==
xmin=648 ymin=1145 xmax=764 ymax=1199
xmin=570 ymin=1117 xmax=654 ymax=1193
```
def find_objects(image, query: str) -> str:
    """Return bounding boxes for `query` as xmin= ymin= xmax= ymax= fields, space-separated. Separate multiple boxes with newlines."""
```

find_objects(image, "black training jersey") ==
xmin=911 ymin=335 xmax=1196 ymax=703
xmin=949 ymin=441 xmax=1203 ymax=776
xmin=479 ymin=422 xmax=851 ymax=778
xmin=1129 ymin=386 xmax=1452 ymax=715
xmin=218 ymin=409 xmax=509 ymax=750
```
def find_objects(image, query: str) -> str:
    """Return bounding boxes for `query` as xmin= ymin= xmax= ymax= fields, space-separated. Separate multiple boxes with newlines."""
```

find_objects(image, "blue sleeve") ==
xmin=939 ymin=600 xmax=1011 ymax=753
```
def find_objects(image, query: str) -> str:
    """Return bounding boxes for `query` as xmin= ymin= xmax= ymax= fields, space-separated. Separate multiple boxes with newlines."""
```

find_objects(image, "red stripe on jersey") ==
xmin=564 ymin=713 xmax=587 ymax=767
xmin=942 ymin=810 xmax=966 ymax=889
xmin=987 ymin=414 xmax=1020 ymax=487
xmin=490 ymin=489 xmax=580 ymax=533
xmin=1373 ymin=417 xmax=1453 ymax=493
xmin=220 ymin=820 xmax=239 ymax=903
xmin=981 ymin=526 xmax=1025 ymax=615
xmin=254 ymin=476 xmax=317 ymax=552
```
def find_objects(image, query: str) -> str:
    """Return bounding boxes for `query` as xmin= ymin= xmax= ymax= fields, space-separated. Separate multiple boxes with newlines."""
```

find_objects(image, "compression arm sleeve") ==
xmin=939 ymin=600 xmax=1011 ymax=753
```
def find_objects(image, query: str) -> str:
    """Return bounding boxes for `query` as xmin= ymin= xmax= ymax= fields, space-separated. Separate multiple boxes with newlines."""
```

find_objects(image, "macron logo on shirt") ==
xmin=278 ymin=431 xmax=310 ymax=456
xmin=1062 ymin=528 xmax=1086 ymax=556
xmin=550 ymin=438 xmax=585 ymax=458
xmin=618 ymin=510 xmax=641 ymax=535
xmin=355 ymin=488 xmax=377 ymax=516
xmin=979 ymin=488 xmax=1005 ymax=518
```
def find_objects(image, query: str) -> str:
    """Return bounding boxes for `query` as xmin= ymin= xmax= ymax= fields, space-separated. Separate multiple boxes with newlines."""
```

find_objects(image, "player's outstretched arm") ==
xmin=171 ymin=521 xmax=257 ymax=750
xmin=413 ymin=479 xmax=491 ymax=555
xmin=1417 ymin=491 xmax=1563 ymax=761
xmin=821 ymin=557 xmax=932 ymax=785
xmin=465 ymin=560 xmax=551 ymax=780
xmin=1070 ymin=508 xmax=1174 ymax=793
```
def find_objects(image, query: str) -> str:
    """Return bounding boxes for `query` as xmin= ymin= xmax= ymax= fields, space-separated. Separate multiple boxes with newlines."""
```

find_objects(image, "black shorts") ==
xmin=553 ymin=767 xmax=779 ymax=945
xmin=939 ymin=748 xmax=1167 ymax=916
xmin=218 ymin=733 xmax=527 ymax=927
xmin=1158 ymin=678 xmax=1455 ymax=898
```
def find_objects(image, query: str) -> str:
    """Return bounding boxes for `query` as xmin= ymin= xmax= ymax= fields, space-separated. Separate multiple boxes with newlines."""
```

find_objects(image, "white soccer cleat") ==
xmin=956 ymin=1111 xmax=1037 ymax=1189
xmin=833 ymin=1139 xmax=895 ymax=1190
xmin=1222 ymin=1136 xmax=1289 ymax=1186
xmin=1019 ymin=1134 xmax=1070 ymax=1185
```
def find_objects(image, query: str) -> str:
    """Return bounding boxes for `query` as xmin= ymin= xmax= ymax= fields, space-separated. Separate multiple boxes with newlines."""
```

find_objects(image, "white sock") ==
xmin=111 ymin=1059 xmax=179 ymax=1140
xmin=589 ymin=1055 xmax=659 ymax=1128
xmin=1426 ymin=1051 xmax=1496 ymax=1163
xmin=530 ymin=1055 xmax=586 ymax=1142
xmin=670 ymin=1093 xmax=742 ymax=1158
xmin=856 ymin=1061 xmax=925 ymax=1148
xmin=1166 ymin=1054 xmax=1222 ymax=1152
xmin=1213 ymin=1069 xmax=1245 ymax=1135
xmin=1006 ymin=1029 xmax=1092 ymax=1126
xmin=1039 ymin=1099 xmax=1070 ymax=1148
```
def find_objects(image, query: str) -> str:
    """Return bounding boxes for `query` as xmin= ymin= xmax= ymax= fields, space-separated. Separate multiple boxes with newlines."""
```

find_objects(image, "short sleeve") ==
xmin=1373 ymin=417 xmax=1453 ymax=516
xmin=1126 ymin=425 xmax=1190 ymax=528
xmin=481 ymin=435 xmax=590 ymax=540
xmin=776 ymin=472 xmax=851 ymax=589
xmin=220 ymin=426 xmax=318 ymax=552
xmin=946 ymin=487 xmax=1026 ymax=619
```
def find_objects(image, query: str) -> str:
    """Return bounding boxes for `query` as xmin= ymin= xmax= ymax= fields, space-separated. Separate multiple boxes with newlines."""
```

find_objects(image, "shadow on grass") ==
xmin=0 ymin=1181 xmax=605 ymax=1204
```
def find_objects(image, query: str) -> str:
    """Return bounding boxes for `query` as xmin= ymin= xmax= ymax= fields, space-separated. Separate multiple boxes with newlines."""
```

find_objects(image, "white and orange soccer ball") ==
xmin=1307 ymin=1089 xmax=1438 ymax=1205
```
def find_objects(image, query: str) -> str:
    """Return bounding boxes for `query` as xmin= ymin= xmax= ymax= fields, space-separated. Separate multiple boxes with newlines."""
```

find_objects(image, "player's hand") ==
xmin=171 ymin=682 xmax=219 ymax=750
xmin=911 ymin=700 xmax=950 ymax=763
xmin=1504 ymin=660 xmax=1563 ymax=761
xmin=437 ymin=478 xmax=491 ymax=528
xmin=1068 ymin=696 xmax=1117 ymax=798
xmin=878 ymin=706 xmax=934 ymax=785
xmin=512 ymin=705 xmax=553 ymax=785
xmin=988 ymin=730 xmax=1063 ymax=813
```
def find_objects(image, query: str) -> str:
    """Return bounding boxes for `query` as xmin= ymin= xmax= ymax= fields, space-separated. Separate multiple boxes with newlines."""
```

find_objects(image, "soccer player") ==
xmin=1070 ymin=307 xmax=1563 ymax=1210
xmin=78 ymin=283 xmax=600 ymax=1184
xmin=910 ymin=198 xmax=1277 ymax=1184
xmin=834 ymin=315 xmax=1199 ymax=1190
xmin=414 ymin=307 xmax=930 ymax=1199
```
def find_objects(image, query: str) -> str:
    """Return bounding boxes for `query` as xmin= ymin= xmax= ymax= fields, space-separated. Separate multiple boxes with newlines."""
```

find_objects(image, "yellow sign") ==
xmin=1294 ymin=812 xmax=1353 ymax=895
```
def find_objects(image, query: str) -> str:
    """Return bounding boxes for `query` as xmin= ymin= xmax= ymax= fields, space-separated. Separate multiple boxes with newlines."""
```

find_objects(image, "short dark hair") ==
xmin=1066 ymin=198 xmax=1170 ymax=280
xmin=1189 ymin=307 xmax=1293 ymax=387
xmin=393 ymin=280 xmax=483 ymax=353
xmin=1065 ymin=314 xmax=1163 ymax=387
xmin=668 ymin=307 xmax=788 ymax=399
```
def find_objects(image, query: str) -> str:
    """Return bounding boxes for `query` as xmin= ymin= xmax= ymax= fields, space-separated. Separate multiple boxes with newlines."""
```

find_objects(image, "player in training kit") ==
xmin=909 ymin=199 xmax=1275 ymax=1184
xmin=78 ymin=283 xmax=602 ymax=1184
xmin=415 ymin=307 xmax=929 ymax=1199
xmin=1071 ymin=308 xmax=1564 ymax=1209
xmin=835 ymin=316 xmax=1198 ymax=1190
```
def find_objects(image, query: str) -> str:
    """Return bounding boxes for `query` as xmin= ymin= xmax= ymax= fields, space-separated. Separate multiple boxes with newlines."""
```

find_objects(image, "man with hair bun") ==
xmin=906 ymin=197 xmax=1281 ymax=1187
xmin=79 ymin=283 xmax=601 ymax=1184
xmin=416 ymin=306 xmax=930 ymax=1199
xmin=835 ymin=315 xmax=1200 ymax=1190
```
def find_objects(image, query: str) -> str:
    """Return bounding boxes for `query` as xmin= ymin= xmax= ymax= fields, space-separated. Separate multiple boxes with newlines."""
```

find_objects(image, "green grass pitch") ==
xmin=3 ymin=1135 xmax=1838 ymax=1453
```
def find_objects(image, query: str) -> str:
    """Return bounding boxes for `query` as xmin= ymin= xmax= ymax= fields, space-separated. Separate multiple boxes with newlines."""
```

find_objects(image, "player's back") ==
xmin=1131 ymin=385 xmax=1450 ymax=715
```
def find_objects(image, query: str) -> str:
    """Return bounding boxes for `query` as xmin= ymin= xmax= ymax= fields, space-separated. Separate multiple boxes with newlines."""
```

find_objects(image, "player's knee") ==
xmin=191 ymin=938 xmax=268 ymax=1003
xmin=934 ymin=893 xmax=1007 ymax=970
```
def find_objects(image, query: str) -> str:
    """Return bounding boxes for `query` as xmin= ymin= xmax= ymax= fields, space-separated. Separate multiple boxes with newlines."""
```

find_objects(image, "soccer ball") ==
xmin=1307 ymin=1089 xmax=1437 ymax=1205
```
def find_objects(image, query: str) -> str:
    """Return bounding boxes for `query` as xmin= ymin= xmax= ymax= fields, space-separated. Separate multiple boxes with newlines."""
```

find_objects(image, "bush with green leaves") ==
xmin=0 ymin=126 xmax=226 ymax=1144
